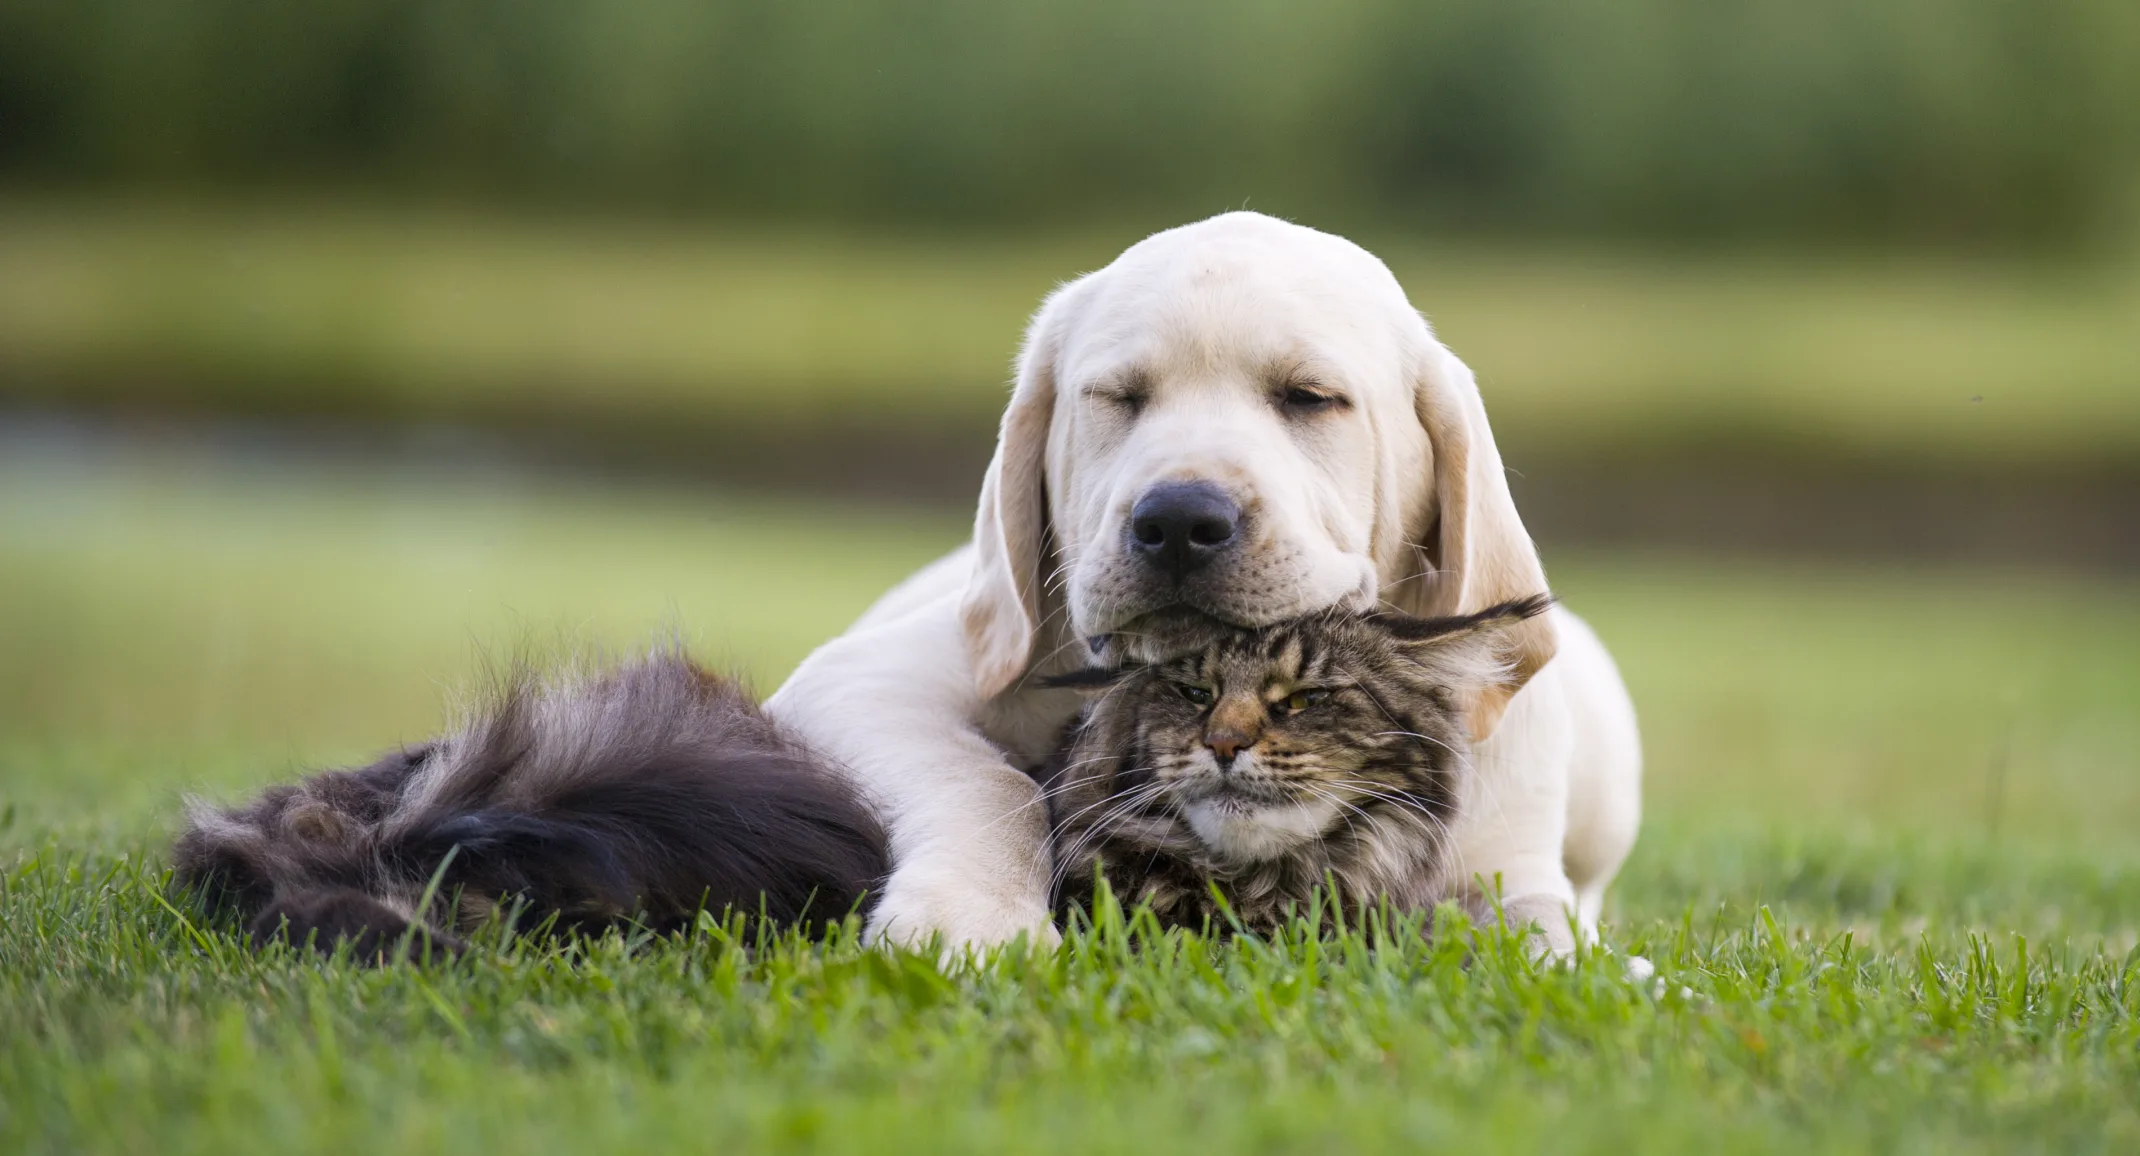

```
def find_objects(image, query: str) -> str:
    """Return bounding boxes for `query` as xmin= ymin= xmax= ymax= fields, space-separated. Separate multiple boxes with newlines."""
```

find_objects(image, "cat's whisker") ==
xmin=1331 ymin=657 xmax=1513 ymax=835
xmin=978 ymin=673 xmax=1169 ymax=847
xmin=965 ymin=770 xmax=1134 ymax=844
xmin=1047 ymin=769 xmax=1167 ymax=831
xmin=1315 ymin=778 xmax=1470 ymax=882
xmin=1034 ymin=777 xmax=1171 ymax=896
xmin=1318 ymin=792 xmax=1472 ymax=899
xmin=1047 ymin=793 xmax=1170 ymax=900
xmin=1048 ymin=751 xmax=1130 ymax=774
xmin=1318 ymin=780 xmax=1451 ymax=832
xmin=1334 ymin=657 xmax=1515 ymax=840
xmin=1295 ymin=783 xmax=1371 ymax=847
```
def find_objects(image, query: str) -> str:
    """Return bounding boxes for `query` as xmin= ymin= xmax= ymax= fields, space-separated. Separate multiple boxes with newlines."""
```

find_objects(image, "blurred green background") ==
xmin=5 ymin=0 xmax=2137 ymax=241
xmin=6 ymin=11 xmax=2140 ymax=1151
xmin=1 ymin=0 xmax=2136 ymax=854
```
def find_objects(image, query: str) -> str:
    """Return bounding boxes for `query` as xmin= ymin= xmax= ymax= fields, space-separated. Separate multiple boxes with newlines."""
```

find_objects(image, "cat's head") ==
xmin=1049 ymin=595 xmax=1552 ymax=864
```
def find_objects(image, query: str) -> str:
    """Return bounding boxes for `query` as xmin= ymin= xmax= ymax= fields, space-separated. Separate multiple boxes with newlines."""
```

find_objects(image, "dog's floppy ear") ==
xmin=961 ymin=283 xmax=1078 ymax=700
xmin=1386 ymin=339 xmax=1556 ymax=739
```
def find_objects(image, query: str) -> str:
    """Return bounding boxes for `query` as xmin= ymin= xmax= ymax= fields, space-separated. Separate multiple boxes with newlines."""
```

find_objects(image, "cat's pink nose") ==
xmin=1204 ymin=731 xmax=1249 ymax=766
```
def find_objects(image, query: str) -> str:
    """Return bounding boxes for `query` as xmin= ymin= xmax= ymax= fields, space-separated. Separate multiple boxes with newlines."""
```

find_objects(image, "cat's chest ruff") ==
xmin=1181 ymin=794 xmax=1342 ymax=863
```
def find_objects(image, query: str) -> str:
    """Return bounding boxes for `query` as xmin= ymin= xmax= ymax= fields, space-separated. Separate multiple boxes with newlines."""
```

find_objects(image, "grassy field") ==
xmin=3 ymin=450 xmax=2138 ymax=1153
xmin=5 ymin=198 xmax=2138 ymax=468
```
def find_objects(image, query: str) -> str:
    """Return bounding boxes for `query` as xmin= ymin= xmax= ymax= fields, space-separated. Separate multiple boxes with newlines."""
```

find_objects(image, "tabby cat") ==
xmin=173 ymin=600 xmax=1545 ymax=957
xmin=1035 ymin=596 xmax=1551 ymax=933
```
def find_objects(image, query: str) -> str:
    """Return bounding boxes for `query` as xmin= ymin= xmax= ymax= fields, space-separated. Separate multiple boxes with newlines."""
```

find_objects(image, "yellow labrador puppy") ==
xmin=767 ymin=212 xmax=1641 ymax=953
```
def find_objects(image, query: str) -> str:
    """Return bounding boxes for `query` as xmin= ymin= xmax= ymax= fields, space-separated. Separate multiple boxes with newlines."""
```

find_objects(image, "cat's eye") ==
xmin=1280 ymin=688 xmax=1331 ymax=713
xmin=1179 ymin=684 xmax=1215 ymax=707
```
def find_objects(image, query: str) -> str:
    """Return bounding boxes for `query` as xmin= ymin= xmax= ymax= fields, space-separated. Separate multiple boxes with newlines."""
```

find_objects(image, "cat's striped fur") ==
xmin=1036 ymin=597 xmax=1551 ymax=933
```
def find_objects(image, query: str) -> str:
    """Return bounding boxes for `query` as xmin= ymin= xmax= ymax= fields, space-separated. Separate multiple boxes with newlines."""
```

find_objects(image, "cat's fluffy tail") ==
xmin=172 ymin=653 xmax=888 ymax=957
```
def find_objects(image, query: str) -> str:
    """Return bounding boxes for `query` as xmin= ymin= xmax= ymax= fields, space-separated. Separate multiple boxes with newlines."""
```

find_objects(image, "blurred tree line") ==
xmin=1 ymin=0 xmax=2135 ymax=247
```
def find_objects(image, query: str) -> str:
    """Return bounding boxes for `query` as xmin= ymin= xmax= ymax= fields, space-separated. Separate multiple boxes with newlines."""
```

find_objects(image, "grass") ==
xmin=4 ymin=196 xmax=2138 ymax=467
xmin=6 ymin=859 xmax=2137 ymax=1155
xmin=3 ymin=449 xmax=2139 ymax=1153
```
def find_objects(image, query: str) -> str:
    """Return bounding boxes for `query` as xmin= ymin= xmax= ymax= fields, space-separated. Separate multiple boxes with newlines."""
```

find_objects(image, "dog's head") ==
xmin=962 ymin=212 xmax=1553 ymax=737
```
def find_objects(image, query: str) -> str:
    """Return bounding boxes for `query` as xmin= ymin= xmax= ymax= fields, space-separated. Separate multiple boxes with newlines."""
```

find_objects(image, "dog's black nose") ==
xmin=1129 ymin=481 xmax=1240 ymax=580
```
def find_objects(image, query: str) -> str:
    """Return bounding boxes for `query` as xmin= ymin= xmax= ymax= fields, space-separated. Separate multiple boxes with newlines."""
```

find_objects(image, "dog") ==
xmin=766 ymin=211 xmax=1642 ymax=954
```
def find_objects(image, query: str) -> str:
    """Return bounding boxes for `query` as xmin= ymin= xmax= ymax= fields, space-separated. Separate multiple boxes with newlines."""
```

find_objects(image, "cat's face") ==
xmin=1053 ymin=598 xmax=1548 ymax=866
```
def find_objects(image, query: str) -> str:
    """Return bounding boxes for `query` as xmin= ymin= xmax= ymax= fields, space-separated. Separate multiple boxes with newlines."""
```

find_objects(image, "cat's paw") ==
xmin=864 ymin=860 xmax=1060 ymax=956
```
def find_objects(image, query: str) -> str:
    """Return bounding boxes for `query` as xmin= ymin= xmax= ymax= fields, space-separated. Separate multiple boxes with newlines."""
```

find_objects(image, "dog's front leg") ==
xmin=1453 ymin=654 xmax=1585 ymax=959
xmin=767 ymin=593 xmax=1059 ymax=953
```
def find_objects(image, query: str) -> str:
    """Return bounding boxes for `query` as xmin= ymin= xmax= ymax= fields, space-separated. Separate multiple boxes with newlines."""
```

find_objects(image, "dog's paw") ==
xmin=864 ymin=861 xmax=1059 ymax=955
xmin=1496 ymin=892 xmax=1579 ymax=960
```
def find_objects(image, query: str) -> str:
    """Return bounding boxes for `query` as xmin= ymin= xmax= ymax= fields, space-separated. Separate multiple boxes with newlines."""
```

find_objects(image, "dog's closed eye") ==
xmin=1279 ymin=385 xmax=1346 ymax=413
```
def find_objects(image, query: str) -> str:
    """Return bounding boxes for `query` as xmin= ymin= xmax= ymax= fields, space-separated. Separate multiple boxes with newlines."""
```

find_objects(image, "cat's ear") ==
xmin=1379 ymin=594 xmax=1555 ymax=699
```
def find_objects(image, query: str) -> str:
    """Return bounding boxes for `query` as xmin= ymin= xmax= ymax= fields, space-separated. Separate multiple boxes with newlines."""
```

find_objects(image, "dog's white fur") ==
xmin=766 ymin=212 xmax=1641 ymax=951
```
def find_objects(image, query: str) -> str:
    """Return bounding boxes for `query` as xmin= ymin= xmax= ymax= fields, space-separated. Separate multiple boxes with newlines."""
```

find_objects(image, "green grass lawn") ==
xmin=3 ymin=451 xmax=2138 ymax=1153
xmin=5 ymin=197 xmax=2137 ymax=468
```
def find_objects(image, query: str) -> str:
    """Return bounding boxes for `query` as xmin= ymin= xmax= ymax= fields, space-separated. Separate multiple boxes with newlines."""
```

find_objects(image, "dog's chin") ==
xmin=1100 ymin=606 xmax=1242 ymax=663
xmin=1077 ymin=557 xmax=1380 ymax=663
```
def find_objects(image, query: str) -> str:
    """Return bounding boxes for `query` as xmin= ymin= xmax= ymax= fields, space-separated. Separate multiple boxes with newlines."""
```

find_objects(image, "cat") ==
xmin=172 ymin=653 xmax=889 ymax=958
xmin=1034 ymin=596 xmax=1552 ymax=934
xmin=172 ymin=598 xmax=1547 ymax=958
